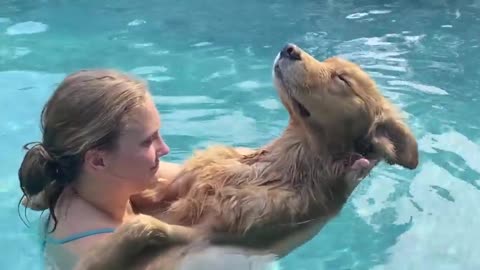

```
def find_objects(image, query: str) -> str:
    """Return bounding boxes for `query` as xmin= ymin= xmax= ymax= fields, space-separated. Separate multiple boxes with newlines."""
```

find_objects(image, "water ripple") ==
xmin=387 ymin=80 xmax=448 ymax=95
xmin=152 ymin=95 xmax=224 ymax=105
xmin=127 ymin=19 xmax=146 ymax=26
xmin=5 ymin=21 xmax=48 ymax=35
xmin=130 ymin=66 xmax=168 ymax=75
xmin=419 ymin=130 xmax=480 ymax=174
xmin=234 ymin=80 xmax=270 ymax=90
xmin=369 ymin=162 xmax=480 ymax=270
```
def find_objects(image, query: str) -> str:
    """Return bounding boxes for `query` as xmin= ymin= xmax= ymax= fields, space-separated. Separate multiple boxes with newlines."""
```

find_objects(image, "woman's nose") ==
xmin=155 ymin=136 xmax=170 ymax=156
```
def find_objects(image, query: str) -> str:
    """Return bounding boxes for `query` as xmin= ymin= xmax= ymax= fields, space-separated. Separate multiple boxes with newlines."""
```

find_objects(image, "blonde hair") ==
xmin=18 ymin=69 xmax=149 ymax=231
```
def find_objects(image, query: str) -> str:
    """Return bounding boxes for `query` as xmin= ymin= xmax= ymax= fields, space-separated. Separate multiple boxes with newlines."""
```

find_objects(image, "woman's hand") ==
xmin=344 ymin=157 xmax=379 ymax=195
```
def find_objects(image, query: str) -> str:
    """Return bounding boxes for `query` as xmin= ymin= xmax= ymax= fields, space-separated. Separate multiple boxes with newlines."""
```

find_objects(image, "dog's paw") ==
xmin=120 ymin=214 xmax=173 ymax=247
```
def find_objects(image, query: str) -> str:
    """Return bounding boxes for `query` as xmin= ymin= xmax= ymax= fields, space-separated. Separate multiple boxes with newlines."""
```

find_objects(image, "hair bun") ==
xmin=18 ymin=142 xmax=58 ymax=196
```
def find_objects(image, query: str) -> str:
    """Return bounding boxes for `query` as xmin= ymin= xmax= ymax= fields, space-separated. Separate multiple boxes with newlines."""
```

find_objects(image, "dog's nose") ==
xmin=280 ymin=43 xmax=301 ymax=60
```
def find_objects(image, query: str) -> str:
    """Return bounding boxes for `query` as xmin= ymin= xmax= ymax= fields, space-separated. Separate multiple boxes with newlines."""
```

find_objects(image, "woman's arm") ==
xmin=155 ymin=161 xmax=183 ymax=181
xmin=155 ymin=147 xmax=255 ymax=181
xmin=73 ymin=214 xmax=202 ymax=270
xmin=135 ymin=147 xmax=257 ymax=211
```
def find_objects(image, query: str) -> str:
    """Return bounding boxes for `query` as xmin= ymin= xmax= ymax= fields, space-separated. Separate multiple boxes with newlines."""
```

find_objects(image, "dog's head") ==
xmin=273 ymin=43 xmax=418 ymax=170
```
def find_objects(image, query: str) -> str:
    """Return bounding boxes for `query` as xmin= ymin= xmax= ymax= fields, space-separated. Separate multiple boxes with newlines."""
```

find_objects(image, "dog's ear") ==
xmin=371 ymin=117 xmax=418 ymax=169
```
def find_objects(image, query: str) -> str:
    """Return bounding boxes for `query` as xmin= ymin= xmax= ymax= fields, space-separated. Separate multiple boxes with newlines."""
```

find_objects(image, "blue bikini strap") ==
xmin=45 ymin=227 xmax=116 ymax=244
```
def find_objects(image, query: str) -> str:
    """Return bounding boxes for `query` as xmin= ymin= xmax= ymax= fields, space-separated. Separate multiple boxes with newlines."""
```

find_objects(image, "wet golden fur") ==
xmin=76 ymin=44 xmax=418 ymax=269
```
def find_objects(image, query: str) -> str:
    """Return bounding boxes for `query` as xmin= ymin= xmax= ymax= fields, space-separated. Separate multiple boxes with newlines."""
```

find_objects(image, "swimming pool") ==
xmin=1 ymin=0 xmax=479 ymax=269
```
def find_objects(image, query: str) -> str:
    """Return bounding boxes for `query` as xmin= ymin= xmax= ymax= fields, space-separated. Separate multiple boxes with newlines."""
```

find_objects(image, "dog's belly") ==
xmin=176 ymin=246 xmax=279 ymax=270
xmin=136 ymin=242 xmax=279 ymax=270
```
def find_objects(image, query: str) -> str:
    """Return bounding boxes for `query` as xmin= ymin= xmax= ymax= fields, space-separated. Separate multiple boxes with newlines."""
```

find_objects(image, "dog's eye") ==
xmin=335 ymin=73 xmax=351 ymax=88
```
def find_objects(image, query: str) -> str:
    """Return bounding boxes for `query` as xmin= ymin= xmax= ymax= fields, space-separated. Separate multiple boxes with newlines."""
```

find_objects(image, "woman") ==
xmin=18 ymin=69 xmax=376 ymax=269
xmin=18 ymin=69 xmax=178 ymax=269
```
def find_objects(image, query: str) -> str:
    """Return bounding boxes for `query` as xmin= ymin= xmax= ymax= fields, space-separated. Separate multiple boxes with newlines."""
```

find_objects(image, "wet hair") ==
xmin=18 ymin=69 xmax=150 ymax=232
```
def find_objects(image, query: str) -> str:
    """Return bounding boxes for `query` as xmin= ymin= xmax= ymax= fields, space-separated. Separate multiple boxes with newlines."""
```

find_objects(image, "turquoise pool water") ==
xmin=1 ymin=0 xmax=479 ymax=269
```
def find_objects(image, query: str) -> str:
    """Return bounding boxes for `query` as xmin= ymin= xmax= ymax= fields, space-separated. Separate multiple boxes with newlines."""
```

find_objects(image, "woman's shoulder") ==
xmin=46 ymin=189 xmax=118 ymax=255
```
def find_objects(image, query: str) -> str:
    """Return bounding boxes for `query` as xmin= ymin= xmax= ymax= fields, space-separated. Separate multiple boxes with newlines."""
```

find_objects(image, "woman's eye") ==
xmin=142 ymin=132 xmax=159 ymax=146
xmin=142 ymin=139 xmax=152 ymax=146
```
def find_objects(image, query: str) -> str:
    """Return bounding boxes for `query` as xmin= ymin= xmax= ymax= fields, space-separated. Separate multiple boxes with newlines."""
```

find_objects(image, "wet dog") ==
xmin=73 ymin=44 xmax=418 ymax=269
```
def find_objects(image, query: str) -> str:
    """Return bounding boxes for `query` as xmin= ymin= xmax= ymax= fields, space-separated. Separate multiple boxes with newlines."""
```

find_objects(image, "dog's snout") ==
xmin=280 ymin=43 xmax=301 ymax=61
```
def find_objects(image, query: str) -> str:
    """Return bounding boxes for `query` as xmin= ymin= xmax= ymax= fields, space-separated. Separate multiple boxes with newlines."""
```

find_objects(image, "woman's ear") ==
xmin=371 ymin=117 xmax=419 ymax=169
xmin=84 ymin=149 xmax=106 ymax=171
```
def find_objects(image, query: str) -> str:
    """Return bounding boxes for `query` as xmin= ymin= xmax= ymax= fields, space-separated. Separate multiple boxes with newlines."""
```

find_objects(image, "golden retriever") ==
xmin=71 ymin=44 xmax=417 ymax=269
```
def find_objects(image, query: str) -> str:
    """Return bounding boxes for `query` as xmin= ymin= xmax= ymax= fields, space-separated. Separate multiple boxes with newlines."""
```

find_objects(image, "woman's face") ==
xmin=103 ymin=97 xmax=170 ymax=193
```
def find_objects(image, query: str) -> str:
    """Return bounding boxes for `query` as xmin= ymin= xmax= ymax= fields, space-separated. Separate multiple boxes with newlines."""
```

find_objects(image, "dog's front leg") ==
xmin=74 ymin=214 xmax=201 ymax=270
